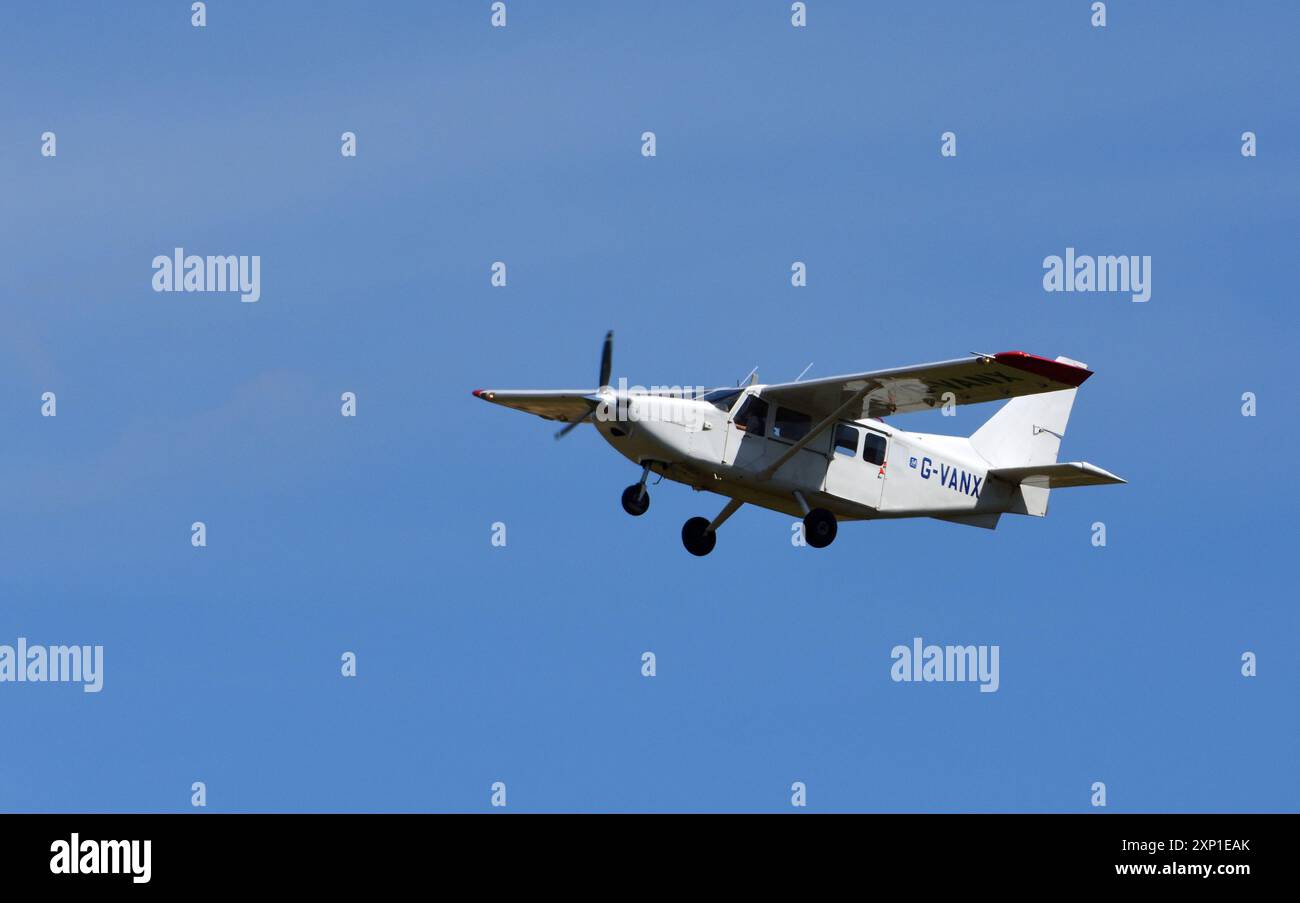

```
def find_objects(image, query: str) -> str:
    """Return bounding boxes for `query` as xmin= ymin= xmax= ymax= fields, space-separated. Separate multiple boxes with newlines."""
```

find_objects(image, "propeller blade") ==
xmin=598 ymin=330 xmax=613 ymax=389
xmin=554 ymin=412 xmax=592 ymax=440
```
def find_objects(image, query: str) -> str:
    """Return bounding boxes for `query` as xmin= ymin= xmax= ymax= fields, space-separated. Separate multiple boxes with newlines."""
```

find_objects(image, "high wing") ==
xmin=987 ymin=461 xmax=1125 ymax=488
xmin=758 ymin=351 xmax=1093 ymax=421
xmin=471 ymin=389 xmax=599 ymax=422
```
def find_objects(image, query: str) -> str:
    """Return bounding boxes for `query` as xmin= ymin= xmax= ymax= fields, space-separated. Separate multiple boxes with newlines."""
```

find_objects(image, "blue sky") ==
xmin=1 ymin=1 xmax=1296 ymax=812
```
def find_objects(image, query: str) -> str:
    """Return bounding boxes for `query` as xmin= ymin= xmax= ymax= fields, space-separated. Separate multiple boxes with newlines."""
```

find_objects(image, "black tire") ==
xmin=681 ymin=516 xmax=717 ymax=557
xmin=803 ymin=508 xmax=838 ymax=548
xmin=621 ymin=484 xmax=650 ymax=516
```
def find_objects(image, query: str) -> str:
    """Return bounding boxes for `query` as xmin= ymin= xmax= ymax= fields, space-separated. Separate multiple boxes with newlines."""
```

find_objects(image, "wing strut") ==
xmin=756 ymin=385 xmax=871 ymax=481
xmin=706 ymin=498 xmax=745 ymax=534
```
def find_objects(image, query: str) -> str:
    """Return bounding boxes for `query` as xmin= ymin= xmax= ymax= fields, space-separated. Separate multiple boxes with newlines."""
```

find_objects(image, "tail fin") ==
xmin=969 ymin=356 xmax=1085 ymax=516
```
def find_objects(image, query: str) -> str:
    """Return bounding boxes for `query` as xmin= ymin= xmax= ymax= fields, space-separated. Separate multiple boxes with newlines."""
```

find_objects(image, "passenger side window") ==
xmin=771 ymin=407 xmax=812 ymax=442
xmin=833 ymin=424 xmax=860 ymax=457
xmin=732 ymin=396 xmax=769 ymax=432
xmin=863 ymin=432 xmax=887 ymax=466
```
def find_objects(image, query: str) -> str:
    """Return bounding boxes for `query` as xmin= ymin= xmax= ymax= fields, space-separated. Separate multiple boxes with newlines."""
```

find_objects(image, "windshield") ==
xmin=700 ymin=388 xmax=742 ymax=412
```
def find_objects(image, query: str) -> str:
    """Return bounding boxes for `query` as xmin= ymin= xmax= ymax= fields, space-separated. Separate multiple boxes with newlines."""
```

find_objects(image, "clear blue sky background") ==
xmin=1 ymin=1 xmax=1296 ymax=812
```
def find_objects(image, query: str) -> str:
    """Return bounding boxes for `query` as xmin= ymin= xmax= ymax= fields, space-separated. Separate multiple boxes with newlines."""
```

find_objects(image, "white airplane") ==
xmin=473 ymin=333 xmax=1124 ymax=556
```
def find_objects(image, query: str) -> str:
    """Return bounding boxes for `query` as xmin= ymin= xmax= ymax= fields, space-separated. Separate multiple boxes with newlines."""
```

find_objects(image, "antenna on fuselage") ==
xmin=738 ymin=366 xmax=758 ymax=387
xmin=794 ymin=362 xmax=813 ymax=382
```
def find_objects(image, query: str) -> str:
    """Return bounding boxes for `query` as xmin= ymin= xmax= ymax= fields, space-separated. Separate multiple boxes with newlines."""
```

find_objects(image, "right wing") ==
xmin=471 ymin=389 xmax=600 ymax=422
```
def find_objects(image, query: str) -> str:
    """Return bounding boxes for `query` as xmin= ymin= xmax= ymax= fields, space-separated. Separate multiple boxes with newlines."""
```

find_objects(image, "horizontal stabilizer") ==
xmin=988 ymin=461 xmax=1125 ymax=489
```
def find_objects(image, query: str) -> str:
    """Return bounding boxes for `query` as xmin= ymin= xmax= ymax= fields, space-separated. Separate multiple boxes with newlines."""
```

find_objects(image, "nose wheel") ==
xmin=803 ymin=507 xmax=837 ymax=548
xmin=621 ymin=462 xmax=655 ymax=516
xmin=621 ymin=484 xmax=650 ymax=516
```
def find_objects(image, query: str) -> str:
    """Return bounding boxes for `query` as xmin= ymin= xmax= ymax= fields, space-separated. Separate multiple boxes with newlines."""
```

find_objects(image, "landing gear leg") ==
xmin=621 ymin=463 xmax=652 ymax=516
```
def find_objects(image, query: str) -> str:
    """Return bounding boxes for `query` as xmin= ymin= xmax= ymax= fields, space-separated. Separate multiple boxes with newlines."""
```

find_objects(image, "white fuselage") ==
xmin=594 ymin=388 xmax=1018 ymax=521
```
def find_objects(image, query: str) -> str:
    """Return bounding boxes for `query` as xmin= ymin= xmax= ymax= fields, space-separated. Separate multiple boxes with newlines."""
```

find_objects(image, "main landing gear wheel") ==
xmin=803 ymin=508 xmax=838 ymax=548
xmin=681 ymin=516 xmax=717 ymax=557
xmin=621 ymin=484 xmax=650 ymax=516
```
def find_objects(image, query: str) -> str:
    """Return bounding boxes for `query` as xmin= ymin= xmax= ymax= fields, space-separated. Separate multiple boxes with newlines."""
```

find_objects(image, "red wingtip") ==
xmin=993 ymin=351 xmax=1093 ymax=387
xmin=472 ymin=389 xmax=483 ymax=398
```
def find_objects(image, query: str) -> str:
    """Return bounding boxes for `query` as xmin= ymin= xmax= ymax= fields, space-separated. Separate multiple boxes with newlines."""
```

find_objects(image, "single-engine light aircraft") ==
xmin=473 ymin=333 xmax=1124 ymax=556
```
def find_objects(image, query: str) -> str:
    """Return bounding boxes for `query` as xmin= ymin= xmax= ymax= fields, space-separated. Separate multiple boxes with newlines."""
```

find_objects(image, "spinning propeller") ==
xmin=554 ymin=330 xmax=614 ymax=439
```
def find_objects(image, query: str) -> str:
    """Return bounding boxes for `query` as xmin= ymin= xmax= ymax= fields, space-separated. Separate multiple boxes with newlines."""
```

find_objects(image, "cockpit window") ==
xmin=732 ymin=396 xmax=768 ymax=432
xmin=701 ymin=388 xmax=742 ymax=412
xmin=772 ymin=407 xmax=812 ymax=442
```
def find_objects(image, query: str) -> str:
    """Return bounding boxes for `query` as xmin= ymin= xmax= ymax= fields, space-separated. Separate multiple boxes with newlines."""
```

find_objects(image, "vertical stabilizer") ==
xmin=969 ymin=356 xmax=1086 ymax=515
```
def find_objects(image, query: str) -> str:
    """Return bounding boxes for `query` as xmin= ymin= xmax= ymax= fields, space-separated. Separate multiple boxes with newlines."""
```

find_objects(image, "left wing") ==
xmin=758 ymin=351 xmax=1092 ymax=422
xmin=471 ymin=389 xmax=599 ymax=422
